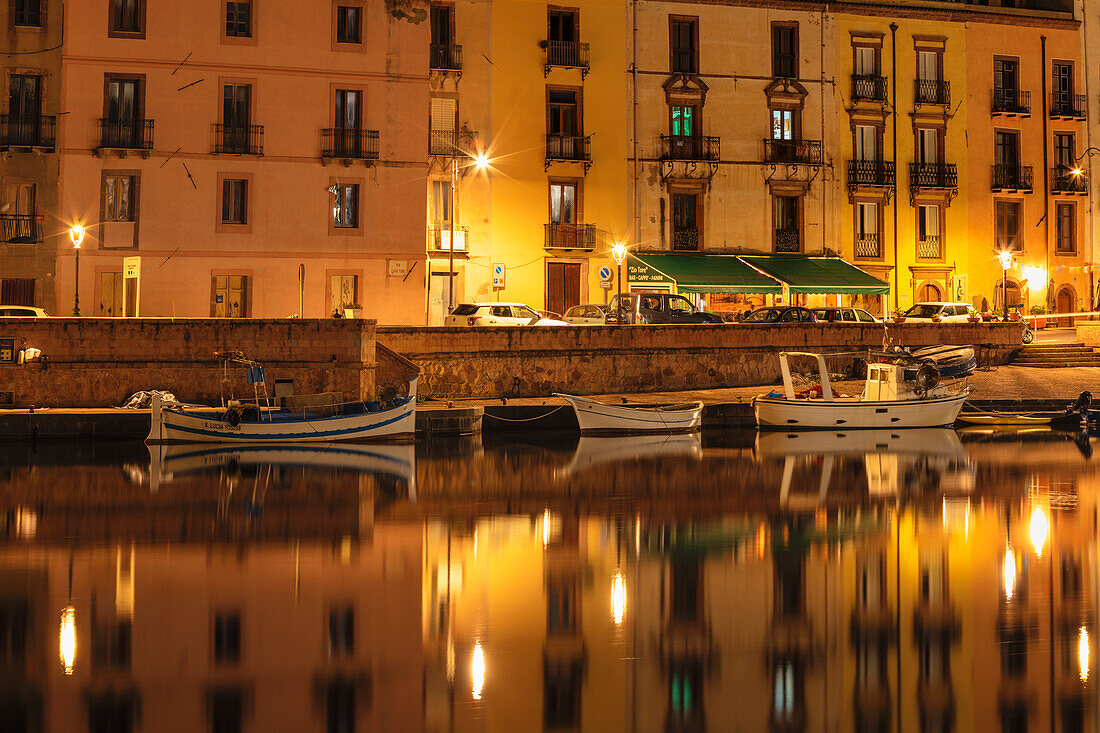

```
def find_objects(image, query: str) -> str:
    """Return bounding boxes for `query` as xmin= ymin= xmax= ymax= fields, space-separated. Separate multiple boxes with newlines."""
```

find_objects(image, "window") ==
xmin=430 ymin=97 xmax=456 ymax=154
xmin=109 ymin=0 xmax=143 ymax=34
xmin=1052 ymin=62 xmax=1073 ymax=110
xmin=918 ymin=50 xmax=939 ymax=82
xmin=430 ymin=179 xmax=451 ymax=225
xmin=548 ymin=9 xmax=577 ymax=43
xmin=221 ymin=179 xmax=247 ymax=224
xmin=336 ymin=5 xmax=361 ymax=44
xmin=547 ymin=89 xmax=579 ymax=136
xmin=772 ymin=25 xmax=797 ymax=78
xmin=12 ymin=0 xmax=42 ymax=27
xmin=103 ymin=175 xmax=135 ymax=221
xmin=916 ymin=128 xmax=938 ymax=164
xmin=918 ymin=205 xmax=941 ymax=258
xmin=330 ymin=275 xmax=358 ymax=315
xmin=669 ymin=17 xmax=697 ymax=74
xmin=771 ymin=108 xmax=795 ymax=140
xmin=856 ymin=202 xmax=879 ymax=257
xmin=774 ymin=196 xmax=799 ymax=252
xmin=854 ymin=125 xmax=876 ymax=161
xmin=332 ymin=184 xmax=358 ymax=228
xmin=212 ymin=275 xmax=248 ymax=317
xmin=995 ymin=131 xmax=1020 ymax=167
xmin=1056 ymin=202 xmax=1075 ymax=254
xmin=854 ymin=46 xmax=876 ymax=75
xmin=670 ymin=105 xmax=695 ymax=137
xmin=225 ymin=1 xmax=251 ymax=38
xmin=327 ymin=606 xmax=354 ymax=656
xmin=430 ymin=3 xmax=454 ymax=69
xmin=549 ymin=182 xmax=577 ymax=225
xmin=994 ymin=58 xmax=1019 ymax=110
xmin=996 ymin=201 xmax=1022 ymax=251
xmin=333 ymin=90 xmax=362 ymax=155
xmin=214 ymin=613 xmax=241 ymax=664
xmin=8 ymin=75 xmax=40 ymax=126
xmin=1054 ymin=132 xmax=1074 ymax=169
xmin=671 ymin=192 xmax=698 ymax=251
xmin=223 ymin=84 xmax=251 ymax=130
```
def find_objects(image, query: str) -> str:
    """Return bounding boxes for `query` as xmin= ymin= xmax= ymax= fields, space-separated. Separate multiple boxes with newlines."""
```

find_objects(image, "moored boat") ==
xmin=554 ymin=393 xmax=703 ymax=434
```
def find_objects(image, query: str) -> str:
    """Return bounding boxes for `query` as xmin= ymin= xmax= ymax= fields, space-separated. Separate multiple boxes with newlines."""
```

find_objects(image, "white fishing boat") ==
xmin=753 ymin=351 xmax=969 ymax=430
xmin=554 ymin=393 xmax=703 ymax=434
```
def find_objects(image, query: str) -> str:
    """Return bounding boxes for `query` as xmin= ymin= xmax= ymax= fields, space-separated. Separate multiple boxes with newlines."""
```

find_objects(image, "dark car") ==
xmin=605 ymin=292 xmax=723 ymax=324
xmin=812 ymin=307 xmax=880 ymax=323
xmin=740 ymin=306 xmax=818 ymax=324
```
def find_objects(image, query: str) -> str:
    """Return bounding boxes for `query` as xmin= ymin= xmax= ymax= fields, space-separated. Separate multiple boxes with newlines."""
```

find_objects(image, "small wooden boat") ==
xmin=957 ymin=414 xmax=1053 ymax=426
xmin=554 ymin=393 xmax=703 ymax=434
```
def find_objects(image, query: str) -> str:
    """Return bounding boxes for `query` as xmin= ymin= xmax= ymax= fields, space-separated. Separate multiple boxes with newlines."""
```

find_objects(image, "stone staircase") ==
xmin=1011 ymin=343 xmax=1100 ymax=368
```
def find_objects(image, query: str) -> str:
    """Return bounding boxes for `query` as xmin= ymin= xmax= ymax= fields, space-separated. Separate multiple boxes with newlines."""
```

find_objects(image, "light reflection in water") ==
xmin=1030 ymin=505 xmax=1049 ymax=558
xmin=58 ymin=606 xmax=75 ymax=675
xmin=1080 ymin=626 xmax=1090 ymax=683
xmin=1002 ymin=547 xmax=1016 ymax=601
xmin=471 ymin=641 xmax=485 ymax=700
xmin=611 ymin=572 xmax=626 ymax=625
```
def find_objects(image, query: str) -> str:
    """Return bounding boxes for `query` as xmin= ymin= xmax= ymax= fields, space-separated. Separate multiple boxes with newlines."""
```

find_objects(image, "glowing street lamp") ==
xmin=446 ymin=148 xmax=491 ymax=319
xmin=611 ymin=242 xmax=628 ymax=323
xmin=59 ymin=605 xmax=76 ymax=675
xmin=69 ymin=224 xmax=86 ymax=316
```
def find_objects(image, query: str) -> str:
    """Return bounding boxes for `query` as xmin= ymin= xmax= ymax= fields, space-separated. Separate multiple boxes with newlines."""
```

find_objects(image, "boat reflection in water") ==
xmin=2 ymin=430 xmax=1100 ymax=731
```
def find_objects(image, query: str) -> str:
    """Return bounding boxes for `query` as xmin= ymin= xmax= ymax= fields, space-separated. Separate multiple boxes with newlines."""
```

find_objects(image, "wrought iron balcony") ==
xmin=98 ymin=119 xmax=154 ymax=151
xmin=430 ymin=44 xmax=463 ymax=72
xmin=992 ymin=164 xmax=1033 ymax=192
xmin=992 ymin=88 xmax=1030 ymax=115
xmin=322 ymin=128 xmax=379 ymax=160
xmin=763 ymin=139 xmax=822 ymax=166
xmin=1 ymin=214 xmax=41 ymax=244
xmin=214 ymin=124 xmax=264 ymax=155
xmin=1050 ymin=93 xmax=1086 ymax=119
xmin=851 ymin=74 xmax=887 ymax=103
xmin=917 ymin=236 xmax=942 ymax=260
xmin=660 ymin=135 xmax=719 ymax=162
xmin=544 ymin=41 xmax=590 ymax=76
xmin=774 ymin=228 xmax=800 ymax=253
xmin=671 ymin=49 xmax=697 ymax=75
xmin=855 ymin=233 xmax=881 ymax=258
xmin=429 ymin=129 xmax=457 ymax=156
xmin=0 ymin=115 xmax=56 ymax=150
xmin=848 ymin=160 xmax=895 ymax=187
xmin=429 ymin=226 xmax=468 ymax=252
xmin=545 ymin=134 xmax=591 ymax=167
xmin=915 ymin=79 xmax=950 ymax=106
xmin=909 ymin=162 xmax=958 ymax=191
xmin=672 ymin=227 xmax=699 ymax=251
xmin=1051 ymin=167 xmax=1088 ymax=194
xmin=544 ymin=223 xmax=596 ymax=251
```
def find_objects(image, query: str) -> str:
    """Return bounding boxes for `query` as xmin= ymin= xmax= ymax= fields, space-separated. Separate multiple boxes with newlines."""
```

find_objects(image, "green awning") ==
xmin=739 ymin=255 xmax=890 ymax=295
xmin=627 ymin=253 xmax=782 ymax=294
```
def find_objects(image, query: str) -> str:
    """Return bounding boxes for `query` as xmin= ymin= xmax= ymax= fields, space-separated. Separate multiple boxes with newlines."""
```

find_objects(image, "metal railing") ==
xmin=98 ymin=118 xmax=154 ymax=150
xmin=848 ymin=160 xmax=895 ymax=187
xmin=1 ymin=214 xmax=41 ymax=243
xmin=429 ymin=129 xmax=457 ymax=156
xmin=851 ymin=74 xmax=887 ymax=102
xmin=773 ymin=53 xmax=796 ymax=78
xmin=992 ymin=164 xmax=1033 ymax=191
xmin=917 ymin=235 xmax=942 ymax=260
xmin=915 ymin=79 xmax=951 ymax=106
xmin=0 ymin=114 xmax=56 ymax=149
xmin=909 ymin=162 xmax=958 ymax=190
xmin=774 ymin=228 xmax=800 ymax=253
xmin=545 ymin=134 xmax=591 ymax=162
xmin=544 ymin=223 xmax=596 ymax=250
xmin=671 ymin=48 xmax=697 ymax=74
xmin=855 ymin=234 xmax=881 ymax=258
xmin=672 ymin=227 xmax=699 ymax=251
xmin=1050 ymin=93 xmax=1087 ymax=118
xmin=763 ymin=139 xmax=823 ymax=165
xmin=322 ymin=128 xmax=379 ymax=160
xmin=660 ymin=135 xmax=720 ymax=161
xmin=544 ymin=41 xmax=589 ymax=71
xmin=214 ymin=124 xmax=264 ymax=155
xmin=1051 ymin=167 xmax=1088 ymax=193
xmin=430 ymin=44 xmax=463 ymax=71
xmin=992 ymin=88 xmax=1030 ymax=115
xmin=429 ymin=226 xmax=468 ymax=251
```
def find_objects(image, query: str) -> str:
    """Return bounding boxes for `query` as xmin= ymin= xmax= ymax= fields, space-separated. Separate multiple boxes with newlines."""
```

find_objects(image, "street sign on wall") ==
xmin=492 ymin=263 xmax=505 ymax=289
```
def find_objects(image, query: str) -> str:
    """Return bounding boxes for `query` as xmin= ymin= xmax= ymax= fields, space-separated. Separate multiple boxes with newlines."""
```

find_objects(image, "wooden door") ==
xmin=1057 ymin=288 xmax=1074 ymax=326
xmin=99 ymin=272 xmax=123 ymax=316
xmin=1 ymin=278 xmax=34 ymax=306
xmin=546 ymin=262 xmax=581 ymax=318
xmin=213 ymin=275 xmax=247 ymax=317
xmin=919 ymin=283 xmax=941 ymax=302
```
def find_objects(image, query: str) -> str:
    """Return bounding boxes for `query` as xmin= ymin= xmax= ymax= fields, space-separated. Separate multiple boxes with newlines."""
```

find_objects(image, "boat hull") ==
xmin=753 ymin=393 xmax=968 ymax=430
xmin=555 ymin=394 xmax=703 ymax=434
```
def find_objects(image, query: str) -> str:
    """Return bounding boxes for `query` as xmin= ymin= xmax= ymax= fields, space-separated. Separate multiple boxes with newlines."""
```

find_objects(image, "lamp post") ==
xmin=447 ymin=149 xmax=490 ymax=319
xmin=611 ymin=242 xmax=628 ymax=323
xmin=999 ymin=249 xmax=1012 ymax=321
xmin=69 ymin=224 xmax=86 ymax=316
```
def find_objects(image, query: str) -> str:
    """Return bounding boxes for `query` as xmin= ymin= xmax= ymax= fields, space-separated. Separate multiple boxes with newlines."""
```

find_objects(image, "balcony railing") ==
xmin=544 ymin=41 xmax=589 ymax=73
xmin=322 ymin=128 xmax=379 ymax=160
xmin=1050 ymin=93 xmax=1087 ymax=119
xmin=1 ymin=214 xmax=41 ymax=243
xmin=672 ymin=227 xmax=699 ymax=251
xmin=1051 ymin=167 xmax=1088 ymax=193
xmin=763 ymin=139 xmax=823 ymax=166
xmin=429 ymin=226 xmax=468 ymax=252
xmin=992 ymin=88 xmax=1030 ymax=115
xmin=915 ymin=79 xmax=951 ymax=106
xmin=544 ymin=223 xmax=596 ymax=251
xmin=671 ymin=49 xmax=697 ymax=75
xmin=430 ymin=44 xmax=463 ymax=71
xmin=660 ymin=135 xmax=720 ymax=161
xmin=0 ymin=115 xmax=56 ymax=150
xmin=909 ymin=162 xmax=958 ymax=190
xmin=214 ymin=124 xmax=264 ymax=155
xmin=855 ymin=234 xmax=881 ymax=258
xmin=545 ymin=134 xmax=591 ymax=163
xmin=429 ymin=129 xmax=457 ymax=156
xmin=992 ymin=164 xmax=1033 ymax=191
xmin=917 ymin=235 xmax=942 ymax=260
xmin=98 ymin=119 xmax=154 ymax=151
xmin=851 ymin=74 xmax=887 ymax=102
xmin=774 ymin=228 xmax=800 ymax=253
xmin=848 ymin=160 xmax=895 ymax=187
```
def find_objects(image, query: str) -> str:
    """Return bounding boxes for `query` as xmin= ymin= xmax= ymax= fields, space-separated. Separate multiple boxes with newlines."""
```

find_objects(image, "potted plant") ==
xmin=931 ymin=313 xmax=943 ymax=323
xmin=1008 ymin=308 xmax=1021 ymax=322
xmin=967 ymin=312 xmax=981 ymax=323
xmin=343 ymin=304 xmax=363 ymax=319
xmin=892 ymin=308 xmax=906 ymax=324
xmin=1029 ymin=304 xmax=1047 ymax=329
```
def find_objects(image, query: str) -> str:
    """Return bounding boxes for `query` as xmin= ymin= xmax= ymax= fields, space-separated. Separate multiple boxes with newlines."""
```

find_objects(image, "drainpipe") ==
xmin=1040 ymin=35 xmax=1050 ymax=311
xmin=1081 ymin=2 xmax=1095 ymax=308
xmin=631 ymin=0 xmax=639 ymax=248
xmin=890 ymin=22 xmax=899 ymax=311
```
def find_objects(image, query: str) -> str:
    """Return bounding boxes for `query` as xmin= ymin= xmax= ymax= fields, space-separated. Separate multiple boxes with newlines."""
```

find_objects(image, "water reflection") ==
xmin=0 ymin=430 xmax=1098 ymax=731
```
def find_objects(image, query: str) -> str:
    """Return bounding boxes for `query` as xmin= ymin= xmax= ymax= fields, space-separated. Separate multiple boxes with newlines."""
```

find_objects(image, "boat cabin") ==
xmin=864 ymin=364 xmax=907 ymax=401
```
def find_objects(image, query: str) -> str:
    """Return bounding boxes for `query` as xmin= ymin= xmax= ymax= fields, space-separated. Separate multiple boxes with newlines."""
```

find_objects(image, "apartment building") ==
xmin=1 ymin=0 xmax=62 ymax=313
xmin=54 ymin=0 xmax=427 ymax=322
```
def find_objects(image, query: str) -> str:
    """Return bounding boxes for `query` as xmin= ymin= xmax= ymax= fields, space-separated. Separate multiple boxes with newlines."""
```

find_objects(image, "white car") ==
xmin=562 ymin=304 xmax=608 ymax=324
xmin=0 ymin=306 xmax=48 ymax=317
xmin=901 ymin=301 xmax=977 ymax=322
xmin=445 ymin=302 xmax=569 ymax=326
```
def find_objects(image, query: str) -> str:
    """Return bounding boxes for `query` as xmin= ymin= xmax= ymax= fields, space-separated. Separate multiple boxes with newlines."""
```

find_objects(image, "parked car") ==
xmin=812 ymin=307 xmax=881 ymax=324
xmin=740 ymin=306 xmax=818 ymax=324
xmin=604 ymin=293 xmax=723 ymax=324
xmin=0 ymin=306 xmax=48 ymax=317
xmin=445 ymin=302 xmax=568 ymax=326
xmin=562 ymin=304 xmax=608 ymax=324
xmin=900 ymin=302 xmax=977 ymax=323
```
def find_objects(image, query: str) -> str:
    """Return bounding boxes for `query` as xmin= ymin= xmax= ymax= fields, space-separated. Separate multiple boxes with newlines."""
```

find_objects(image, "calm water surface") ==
xmin=0 ymin=428 xmax=1097 ymax=732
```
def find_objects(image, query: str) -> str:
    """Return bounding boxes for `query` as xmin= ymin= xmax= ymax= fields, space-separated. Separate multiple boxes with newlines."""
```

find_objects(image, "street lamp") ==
xmin=611 ymin=241 xmax=628 ymax=323
xmin=447 ymin=149 xmax=491 ymax=318
xmin=999 ymin=249 xmax=1012 ymax=320
xmin=69 ymin=224 xmax=86 ymax=316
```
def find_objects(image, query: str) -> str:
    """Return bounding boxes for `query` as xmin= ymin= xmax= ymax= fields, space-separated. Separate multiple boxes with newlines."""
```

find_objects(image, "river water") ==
xmin=0 ymin=428 xmax=1095 ymax=732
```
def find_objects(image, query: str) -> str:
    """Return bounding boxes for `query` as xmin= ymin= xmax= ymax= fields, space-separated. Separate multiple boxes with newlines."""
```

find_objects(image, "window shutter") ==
xmin=431 ymin=98 xmax=455 ymax=131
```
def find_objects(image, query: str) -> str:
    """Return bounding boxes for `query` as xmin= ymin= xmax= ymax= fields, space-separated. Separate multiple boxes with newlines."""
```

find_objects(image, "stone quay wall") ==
xmin=0 ymin=319 xmax=376 ymax=408
xmin=377 ymin=323 xmax=1023 ymax=399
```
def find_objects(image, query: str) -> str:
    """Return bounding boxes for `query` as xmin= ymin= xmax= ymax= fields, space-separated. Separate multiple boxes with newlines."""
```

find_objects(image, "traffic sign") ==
xmin=492 ymin=263 xmax=506 ymax=289
xmin=599 ymin=265 xmax=613 ymax=289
